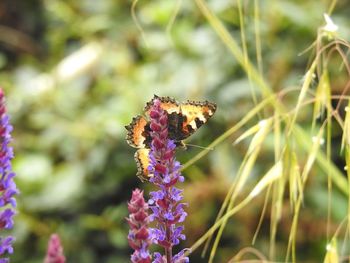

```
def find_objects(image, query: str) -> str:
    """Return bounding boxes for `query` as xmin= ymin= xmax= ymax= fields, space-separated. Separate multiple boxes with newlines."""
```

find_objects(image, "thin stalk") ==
xmin=254 ymin=0 xmax=263 ymax=74
xmin=165 ymin=224 xmax=172 ymax=262
xmin=165 ymin=184 xmax=173 ymax=262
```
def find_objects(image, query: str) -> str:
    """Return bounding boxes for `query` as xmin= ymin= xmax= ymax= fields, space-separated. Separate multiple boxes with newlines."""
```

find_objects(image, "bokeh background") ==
xmin=1 ymin=0 xmax=350 ymax=262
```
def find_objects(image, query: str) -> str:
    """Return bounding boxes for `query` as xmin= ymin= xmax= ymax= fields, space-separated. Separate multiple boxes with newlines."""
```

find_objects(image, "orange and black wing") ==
xmin=125 ymin=115 xmax=152 ymax=148
xmin=172 ymin=100 xmax=217 ymax=140
xmin=144 ymin=95 xmax=180 ymax=115
xmin=134 ymin=148 xmax=153 ymax=182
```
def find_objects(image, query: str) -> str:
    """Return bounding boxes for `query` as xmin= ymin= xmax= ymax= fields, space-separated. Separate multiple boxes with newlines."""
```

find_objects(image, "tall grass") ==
xmin=131 ymin=0 xmax=350 ymax=261
xmin=189 ymin=0 xmax=350 ymax=262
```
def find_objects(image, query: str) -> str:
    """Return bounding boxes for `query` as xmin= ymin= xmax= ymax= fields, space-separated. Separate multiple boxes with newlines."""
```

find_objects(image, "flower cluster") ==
xmin=147 ymin=99 xmax=188 ymax=263
xmin=0 ymin=89 xmax=18 ymax=261
xmin=44 ymin=234 xmax=66 ymax=263
xmin=127 ymin=189 xmax=152 ymax=263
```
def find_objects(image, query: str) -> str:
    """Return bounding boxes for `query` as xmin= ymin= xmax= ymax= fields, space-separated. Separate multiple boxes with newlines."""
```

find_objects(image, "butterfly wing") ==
xmin=175 ymin=100 xmax=217 ymax=140
xmin=144 ymin=95 xmax=180 ymax=115
xmin=125 ymin=115 xmax=152 ymax=148
xmin=134 ymin=148 xmax=152 ymax=182
xmin=144 ymin=95 xmax=217 ymax=142
xmin=127 ymin=96 xmax=216 ymax=181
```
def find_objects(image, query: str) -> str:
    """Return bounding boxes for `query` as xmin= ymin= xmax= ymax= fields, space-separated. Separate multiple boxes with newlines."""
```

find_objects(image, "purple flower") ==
xmin=153 ymin=252 xmax=166 ymax=263
xmin=147 ymin=99 xmax=189 ymax=263
xmin=0 ymin=89 xmax=18 ymax=260
xmin=44 ymin=234 xmax=66 ymax=263
xmin=0 ymin=209 xmax=15 ymax=229
xmin=0 ymin=237 xmax=13 ymax=255
xmin=127 ymin=189 xmax=152 ymax=263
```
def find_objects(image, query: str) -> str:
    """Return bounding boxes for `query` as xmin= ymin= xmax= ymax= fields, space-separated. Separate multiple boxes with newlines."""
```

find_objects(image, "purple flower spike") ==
xmin=0 ymin=88 xmax=18 ymax=261
xmin=147 ymin=99 xmax=189 ymax=263
xmin=127 ymin=189 xmax=152 ymax=263
xmin=44 ymin=234 xmax=66 ymax=263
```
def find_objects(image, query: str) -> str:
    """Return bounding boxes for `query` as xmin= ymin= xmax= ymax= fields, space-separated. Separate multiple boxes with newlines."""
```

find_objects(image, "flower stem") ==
xmin=165 ymin=229 xmax=172 ymax=262
xmin=165 ymin=206 xmax=172 ymax=262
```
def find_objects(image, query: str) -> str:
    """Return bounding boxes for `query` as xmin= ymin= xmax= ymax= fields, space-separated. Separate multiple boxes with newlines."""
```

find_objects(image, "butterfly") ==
xmin=125 ymin=95 xmax=217 ymax=181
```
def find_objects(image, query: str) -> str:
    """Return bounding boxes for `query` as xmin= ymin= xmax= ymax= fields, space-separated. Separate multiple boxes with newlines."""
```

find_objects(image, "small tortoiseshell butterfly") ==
xmin=125 ymin=95 xmax=216 ymax=181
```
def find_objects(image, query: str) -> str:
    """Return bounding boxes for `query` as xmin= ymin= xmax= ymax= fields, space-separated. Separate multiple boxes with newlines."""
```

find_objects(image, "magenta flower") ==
xmin=127 ymin=188 xmax=152 ymax=263
xmin=44 ymin=234 xmax=66 ymax=263
xmin=147 ymin=99 xmax=189 ymax=263
xmin=0 ymin=89 xmax=18 ymax=261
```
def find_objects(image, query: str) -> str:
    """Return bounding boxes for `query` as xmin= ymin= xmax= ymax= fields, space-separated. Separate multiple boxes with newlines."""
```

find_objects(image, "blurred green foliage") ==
xmin=1 ymin=0 xmax=350 ymax=262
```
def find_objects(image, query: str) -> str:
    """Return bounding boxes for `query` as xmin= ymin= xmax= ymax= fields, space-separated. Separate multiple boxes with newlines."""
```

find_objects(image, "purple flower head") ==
xmin=172 ymin=249 xmax=190 ymax=263
xmin=153 ymin=252 xmax=166 ymax=263
xmin=0 ymin=237 xmax=13 ymax=255
xmin=0 ymin=88 xmax=17 ymax=260
xmin=127 ymin=189 xmax=152 ymax=263
xmin=44 ymin=234 xmax=66 ymax=263
xmin=147 ymin=99 xmax=188 ymax=263
xmin=0 ymin=209 xmax=14 ymax=229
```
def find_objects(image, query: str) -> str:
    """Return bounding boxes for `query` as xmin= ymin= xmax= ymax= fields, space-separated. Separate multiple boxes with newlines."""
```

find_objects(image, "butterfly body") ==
xmin=125 ymin=95 xmax=216 ymax=181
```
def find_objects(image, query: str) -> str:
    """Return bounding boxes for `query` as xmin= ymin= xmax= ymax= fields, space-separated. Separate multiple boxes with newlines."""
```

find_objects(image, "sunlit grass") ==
xmin=183 ymin=0 xmax=350 ymax=262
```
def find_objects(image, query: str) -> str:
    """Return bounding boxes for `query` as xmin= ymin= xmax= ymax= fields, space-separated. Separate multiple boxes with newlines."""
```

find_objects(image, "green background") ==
xmin=1 ymin=0 xmax=350 ymax=262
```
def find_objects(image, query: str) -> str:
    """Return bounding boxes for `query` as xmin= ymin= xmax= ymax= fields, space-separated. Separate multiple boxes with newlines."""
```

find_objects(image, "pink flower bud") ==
xmin=127 ymin=189 xmax=151 ymax=263
xmin=44 ymin=234 xmax=66 ymax=263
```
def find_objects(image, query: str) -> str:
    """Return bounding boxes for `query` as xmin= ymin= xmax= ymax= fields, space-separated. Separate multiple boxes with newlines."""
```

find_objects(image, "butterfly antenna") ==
xmin=184 ymin=143 xmax=214 ymax=151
